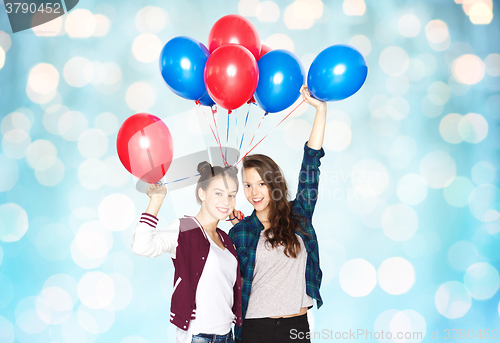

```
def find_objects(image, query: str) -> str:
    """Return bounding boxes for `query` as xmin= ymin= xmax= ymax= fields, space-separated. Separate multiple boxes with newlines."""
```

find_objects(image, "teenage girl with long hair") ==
xmin=229 ymin=85 xmax=327 ymax=343
xmin=132 ymin=163 xmax=242 ymax=343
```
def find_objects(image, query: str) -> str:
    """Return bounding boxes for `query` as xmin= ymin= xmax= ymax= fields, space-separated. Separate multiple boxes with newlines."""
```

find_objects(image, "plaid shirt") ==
xmin=229 ymin=142 xmax=325 ymax=340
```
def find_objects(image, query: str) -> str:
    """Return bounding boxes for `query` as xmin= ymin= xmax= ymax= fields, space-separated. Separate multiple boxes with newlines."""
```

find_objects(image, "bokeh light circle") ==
xmin=339 ymin=259 xmax=377 ymax=297
xmin=439 ymin=113 xmax=463 ymax=144
xmin=464 ymin=262 xmax=500 ymax=300
xmin=452 ymin=55 xmax=485 ymax=85
xmin=77 ymin=303 xmax=116 ymax=334
xmin=382 ymin=204 xmax=418 ymax=242
xmin=1 ymin=129 xmax=31 ymax=159
xmin=78 ymin=158 xmax=109 ymax=190
xmin=0 ymin=155 xmax=18 ymax=192
xmin=377 ymin=257 xmax=416 ymax=295
xmin=71 ymin=221 xmax=113 ymax=269
xmin=78 ymin=272 xmax=115 ymax=309
xmin=443 ymin=176 xmax=475 ymax=208
xmin=323 ymin=121 xmax=351 ymax=151
xmin=396 ymin=173 xmax=428 ymax=205
xmin=469 ymin=184 xmax=499 ymax=222
xmin=26 ymin=139 xmax=57 ymax=172
xmin=98 ymin=194 xmax=136 ymax=232
xmin=484 ymin=53 xmax=500 ymax=77
xmin=458 ymin=113 xmax=488 ymax=143
xmin=135 ymin=6 xmax=169 ymax=33
xmin=65 ymin=9 xmax=97 ymax=38
xmin=0 ymin=203 xmax=29 ymax=242
xmin=64 ymin=57 xmax=94 ymax=87
xmin=125 ymin=82 xmax=156 ymax=112
xmin=77 ymin=129 xmax=108 ymax=159
xmin=35 ymin=158 xmax=65 ymax=187
xmin=397 ymin=14 xmax=421 ymax=37
xmin=435 ymin=281 xmax=471 ymax=319
xmin=94 ymin=112 xmax=119 ymax=136
xmin=379 ymin=46 xmax=410 ymax=76
xmin=28 ymin=63 xmax=59 ymax=95
xmin=348 ymin=35 xmax=371 ymax=57
xmin=447 ymin=241 xmax=480 ymax=272
xmin=58 ymin=110 xmax=89 ymax=141
xmin=419 ymin=151 xmax=456 ymax=189
xmin=351 ymin=159 xmax=389 ymax=197
xmin=132 ymin=33 xmax=163 ymax=63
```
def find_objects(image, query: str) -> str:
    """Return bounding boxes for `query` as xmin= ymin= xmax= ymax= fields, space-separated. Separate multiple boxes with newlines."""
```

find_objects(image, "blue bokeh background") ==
xmin=1 ymin=0 xmax=500 ymax=342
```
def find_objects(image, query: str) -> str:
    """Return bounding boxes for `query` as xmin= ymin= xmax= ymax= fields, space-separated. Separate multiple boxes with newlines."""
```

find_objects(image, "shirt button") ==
xmin=202 ymin=257 xmax=205 ymax=260
xmin=183 ymin=325 xmax=186 ymax=329
xmin=195 ymin=272 xmax=199 ymax=276
xmin=192 ymin=288 xmax=195 ymax=292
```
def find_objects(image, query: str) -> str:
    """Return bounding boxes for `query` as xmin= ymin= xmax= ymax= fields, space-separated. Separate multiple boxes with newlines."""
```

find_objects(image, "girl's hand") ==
xmin=147 ymin=182 xmax=167 ymax=200
xmin=229 ymin=210 xmax=244 ymax=226
xmin=300 ymin=85 xmax=327 ymax=111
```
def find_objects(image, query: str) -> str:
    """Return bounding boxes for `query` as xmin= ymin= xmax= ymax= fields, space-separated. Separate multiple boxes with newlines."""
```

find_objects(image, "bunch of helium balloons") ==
xmin=117 ymin=14 xmax=368 ymax=184
xmin=159 ymin=14 xmax=368 ymax=113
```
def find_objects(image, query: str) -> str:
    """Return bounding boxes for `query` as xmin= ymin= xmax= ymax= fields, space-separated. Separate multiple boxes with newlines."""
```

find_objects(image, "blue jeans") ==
xmin=191 ymin=331 xmax=234 ymax=343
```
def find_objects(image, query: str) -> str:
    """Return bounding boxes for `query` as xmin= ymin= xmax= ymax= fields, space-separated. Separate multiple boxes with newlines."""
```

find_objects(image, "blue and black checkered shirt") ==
xmin=229 ymin=142 xmax=325 ymax=340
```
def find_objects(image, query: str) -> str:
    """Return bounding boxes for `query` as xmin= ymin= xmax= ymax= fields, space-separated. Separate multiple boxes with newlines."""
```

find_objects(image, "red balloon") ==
xmin=205 ymin=45 xmax=259 ymax=111
xmin=208 ymin=14 xmax=261 ymax=60
xmin=117 ymin=113 xmax=174 ymax=183
xmin=258 ymin=44 xmax=272 ymax=60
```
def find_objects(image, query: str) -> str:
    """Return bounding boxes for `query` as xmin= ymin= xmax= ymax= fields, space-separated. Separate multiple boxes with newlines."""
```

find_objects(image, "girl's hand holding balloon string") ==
xmin=300 ymin=85 xmax=327 ymax=150
xmin=228 ymin=210 xmax=244 ymax=225
xmin=145 ymin=183 xmax=167 ymax=217
xmin=300 ymin=85 xmax=326 ymax=112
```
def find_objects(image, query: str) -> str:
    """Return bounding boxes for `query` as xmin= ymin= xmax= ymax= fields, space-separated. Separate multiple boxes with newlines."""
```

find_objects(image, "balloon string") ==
xmin=156 ymin=173 xmax=200 ymax=186
xmin=235 ymin=106 xmax=239 ymax=149
xmin=198 ymin=102 xmax=220 ymax=145
xmin=246 ymin=112 xmax=266 ymax=156
xmin=239 ymin=104 xmax=251 ymax=151
xmin=234 ymin=99 xmax=306 ymax=166
xmin=210 ymin=105 xmax=229 ymax=166
xmin=225 ymin=110 xmax=230 ymax=164
xmin=199 ymin=104 xmax=228 ymax=167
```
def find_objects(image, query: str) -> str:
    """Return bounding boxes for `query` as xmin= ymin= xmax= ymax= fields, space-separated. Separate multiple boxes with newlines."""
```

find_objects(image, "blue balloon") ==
xmin=160 ymin=36 xmax=210 ymax=101
xmin=307 ymin=44 xmax=368 ymax=101
xmin=198 ymin=91 xmax=215 ymax=107
xmin=254 ymin=50 xmax=304 ymax=113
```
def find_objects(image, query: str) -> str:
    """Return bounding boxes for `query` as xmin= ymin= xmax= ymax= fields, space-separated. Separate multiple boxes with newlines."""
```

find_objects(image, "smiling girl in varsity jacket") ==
xmin=132 ymin=163 xmax=243 ymax=343
xmin=228 ymin=85 xmax=327 ymax=343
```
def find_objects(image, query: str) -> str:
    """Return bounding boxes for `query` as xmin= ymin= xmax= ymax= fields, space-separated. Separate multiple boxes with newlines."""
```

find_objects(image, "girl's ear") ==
xmin=198 ymin=187 xmax=206 ymax=202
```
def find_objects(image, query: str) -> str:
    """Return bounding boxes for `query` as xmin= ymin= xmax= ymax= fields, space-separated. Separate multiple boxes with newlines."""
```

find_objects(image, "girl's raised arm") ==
xmin=300 ymin=85 xmax=327 ymax=150
xmin=131 ymin=183 xmax=179 ymax=258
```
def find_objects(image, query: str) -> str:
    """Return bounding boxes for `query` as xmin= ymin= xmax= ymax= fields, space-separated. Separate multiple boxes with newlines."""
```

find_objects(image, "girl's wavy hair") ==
xmin=242 ymin=154 xmax=307 ymax=258
xmin=195 ymin=161 xmax=239 ymax=203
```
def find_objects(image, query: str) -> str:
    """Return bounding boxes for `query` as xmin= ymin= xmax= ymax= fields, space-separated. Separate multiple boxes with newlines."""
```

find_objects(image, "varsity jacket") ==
xmin=132 ymin=214 xmax=243 ymax=331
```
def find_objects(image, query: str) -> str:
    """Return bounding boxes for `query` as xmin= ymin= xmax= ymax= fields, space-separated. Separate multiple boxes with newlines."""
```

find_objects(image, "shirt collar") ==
xmin=249 ymin=209 xmax=264 ymax=233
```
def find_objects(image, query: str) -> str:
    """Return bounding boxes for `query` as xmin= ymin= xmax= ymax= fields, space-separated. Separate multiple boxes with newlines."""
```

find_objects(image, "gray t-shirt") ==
xmin=245 ymin=230 xmax=314 ymax=318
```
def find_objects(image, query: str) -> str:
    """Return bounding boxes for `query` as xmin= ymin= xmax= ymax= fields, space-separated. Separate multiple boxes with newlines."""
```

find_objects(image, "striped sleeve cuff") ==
xmin=140 ymin=213 xmax=158 ymax=228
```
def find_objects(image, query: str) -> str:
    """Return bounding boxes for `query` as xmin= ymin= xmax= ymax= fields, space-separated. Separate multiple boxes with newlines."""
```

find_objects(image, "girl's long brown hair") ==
xmin=242 ymin=154 xmax=306 ymax=258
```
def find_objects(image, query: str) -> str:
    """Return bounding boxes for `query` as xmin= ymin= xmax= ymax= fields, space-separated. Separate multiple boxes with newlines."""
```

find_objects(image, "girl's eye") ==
xmin=259 ymin=183 xmax=265 ymax=186
xmin=229 ymin=194 xmax=236 ymax=198
xmin=244 ymin=184 xmax=250 ymax=188
xmin=216 ymin=192 xmax=222 ymax=196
